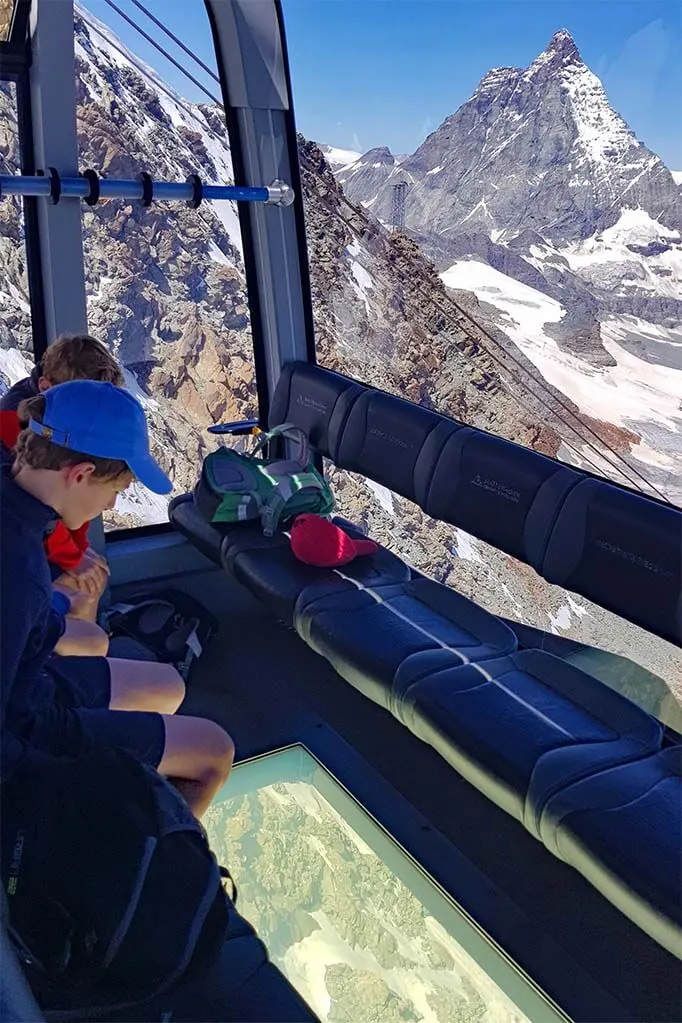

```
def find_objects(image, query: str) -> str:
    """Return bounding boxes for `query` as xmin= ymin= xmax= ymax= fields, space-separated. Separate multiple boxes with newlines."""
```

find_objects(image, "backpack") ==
xmin=195 ymin=424 xmax=335 ymax=537
xmin=101 ymin=589 xmax=218 ymax=682
xmin=1 ymin=749 xmax=235 ymax=1017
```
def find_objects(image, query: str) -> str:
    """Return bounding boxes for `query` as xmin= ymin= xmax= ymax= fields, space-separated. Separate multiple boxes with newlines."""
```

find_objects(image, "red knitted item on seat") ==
xmin=290 ymin=514 xmax=379 ymax=567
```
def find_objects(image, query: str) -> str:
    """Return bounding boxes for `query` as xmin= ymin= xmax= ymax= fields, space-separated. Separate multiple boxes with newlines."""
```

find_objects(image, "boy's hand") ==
xmin=56 ymin=549 xmax=110 ymax=599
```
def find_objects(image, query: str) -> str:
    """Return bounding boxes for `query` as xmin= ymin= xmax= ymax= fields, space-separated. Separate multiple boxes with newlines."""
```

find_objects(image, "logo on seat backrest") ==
xmin=471 ymin=474 xmax=521 ymax=503
xmin=368 ymin=427 xmax=412 ymax=450
xmin=595 ymin=539 xmax=674 ymax=578
xmin=296 ymin=395 xmax=328 ymax=413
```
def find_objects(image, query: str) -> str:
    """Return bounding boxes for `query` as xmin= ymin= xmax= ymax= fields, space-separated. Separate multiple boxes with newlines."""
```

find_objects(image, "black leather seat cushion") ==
xmin=399 ymin=649 xmax=662 ymax=829
xmin=539 ymin=746 xmax=682 ymax=958
xmin=222 ymin=522 xmax=410 ymax=626
xmin=169 ymin=493 xmax=225 ymax=566
xmin=295 ymin=575 xmax=518 ymax=710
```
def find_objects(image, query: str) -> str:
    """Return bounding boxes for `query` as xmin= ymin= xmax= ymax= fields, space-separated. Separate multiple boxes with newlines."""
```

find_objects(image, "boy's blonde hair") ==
xmin=40 ymin=334 xmax=124 ymax=387
xmin=15 ymin=394 xmax=133 ymax=484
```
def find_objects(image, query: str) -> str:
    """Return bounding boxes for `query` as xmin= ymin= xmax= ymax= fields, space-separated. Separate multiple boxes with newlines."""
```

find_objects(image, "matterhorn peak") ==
xmin=531 ymin=28 xmax=583 ymax=71
xmin=548 ymin=29 xmax=580 ymax=56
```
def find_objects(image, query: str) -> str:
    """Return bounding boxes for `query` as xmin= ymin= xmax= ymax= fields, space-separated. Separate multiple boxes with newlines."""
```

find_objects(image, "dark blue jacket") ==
xmin=0 ymin=461 xmax=66 ymax=777
xmin=0 ymin=366 xmax=40 ymax=411
xmin=1 ymin=458 xmax=129 ymax=778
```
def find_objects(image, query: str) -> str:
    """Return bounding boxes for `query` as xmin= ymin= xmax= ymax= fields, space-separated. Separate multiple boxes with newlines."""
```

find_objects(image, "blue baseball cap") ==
xmin=28 ymin=380 xmax=172 ymax=495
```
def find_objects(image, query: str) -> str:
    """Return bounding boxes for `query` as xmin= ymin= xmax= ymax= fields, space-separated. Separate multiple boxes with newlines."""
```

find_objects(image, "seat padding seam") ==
xmin=332 ymin=569 xmax=472 ymax=667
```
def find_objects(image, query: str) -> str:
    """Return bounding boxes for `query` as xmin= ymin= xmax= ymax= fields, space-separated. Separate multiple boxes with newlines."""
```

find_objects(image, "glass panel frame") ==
xmin=208 ymin=743 xmax=572 ymax=1023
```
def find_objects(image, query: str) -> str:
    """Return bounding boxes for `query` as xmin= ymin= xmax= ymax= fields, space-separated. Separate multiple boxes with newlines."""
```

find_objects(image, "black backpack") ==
xmin=102 ymin=589 xmax=218 ymax=682
xmin=1 ymin=749 xmax=235 ymax=1017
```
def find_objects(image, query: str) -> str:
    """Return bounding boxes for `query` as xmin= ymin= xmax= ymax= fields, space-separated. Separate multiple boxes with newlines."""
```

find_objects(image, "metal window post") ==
xmin=28 ymin=0 xmax=88 ymax=342
xmin=27 ymin=0 xmax=106 ymax=556
xmin=205 ymin=0 xmax=316 ymax=425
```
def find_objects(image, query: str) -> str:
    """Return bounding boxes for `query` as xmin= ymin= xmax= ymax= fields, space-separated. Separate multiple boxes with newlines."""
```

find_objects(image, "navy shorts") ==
xmin=33 ymin=656 xmax=166 ymax=768
xmin=49 ymin=654 xmax=112 ymax=709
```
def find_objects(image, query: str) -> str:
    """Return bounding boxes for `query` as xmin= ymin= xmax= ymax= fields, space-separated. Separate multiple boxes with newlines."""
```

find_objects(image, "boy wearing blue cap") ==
xmin=1 ymin=380 xmax=234 ymax=818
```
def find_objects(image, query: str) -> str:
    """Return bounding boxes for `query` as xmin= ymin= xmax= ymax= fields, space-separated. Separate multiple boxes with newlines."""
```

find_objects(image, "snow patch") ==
xmin=672 ymin=171 xmax=682 ymax=186
xmin=441 ymin=260 xmax=682 ymax=434
xmin=207 ymin=240 xmax=232 ymax=267
xmin=115 ymin=484 xmax=170 ymax=525
xmin=123 ymin=368 xmax=160 ymax=412
xmin=440 ymin=259 xmax=682 ymax=501
xmin=562 ymin=208 xmax=682 ymax=302
xmin=320 ymin=146 xmax=362 ymax=169
xmin=441 ymin=259 xmax=565 ymax=347
xmin=427 ymin=165 xmax=444 ymax=175
xmin=364 ymin=478 xmax=395 ymax=516
xmin=452 ymin=528 xmax=483 ymax=563
xmin=7 ymin=283 xmax=30 ymax=316
xmin=0 ymin=346 xmax=33 ymax=386
xmin=557 ymin=59 xmax=639 ymax=167
xmin=548 ymin=604 xmax=572 ymax=633
xmin=346 ymin=242 xmax=375 ymax=314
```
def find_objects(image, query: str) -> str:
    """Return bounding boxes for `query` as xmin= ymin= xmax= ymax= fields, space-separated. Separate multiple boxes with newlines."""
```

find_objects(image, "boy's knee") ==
xmin=55 ymin=619 xmax=110 ymax=657
xmin=201 ymin=721 xmax=235 ymax=783
xmin=90 ymin=626 xmax=110 ymax=658
xmin=150 ymin=664 xmax=185 ymax=713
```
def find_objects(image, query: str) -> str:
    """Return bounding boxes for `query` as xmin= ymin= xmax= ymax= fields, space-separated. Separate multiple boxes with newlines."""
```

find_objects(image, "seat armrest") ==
xmin=207 ymin=419 xmax=261 ymax=436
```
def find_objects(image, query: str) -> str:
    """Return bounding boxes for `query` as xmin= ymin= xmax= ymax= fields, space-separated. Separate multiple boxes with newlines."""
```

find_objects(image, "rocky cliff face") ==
xmin=0 ymin=11 xmax=678 ymax=694
xmin=298 ymin=137 xmax=563 ymax=453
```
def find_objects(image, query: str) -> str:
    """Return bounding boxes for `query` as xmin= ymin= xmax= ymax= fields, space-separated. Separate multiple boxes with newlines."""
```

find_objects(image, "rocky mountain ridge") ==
xmin=338 ymin=30 xmax=680 ymax=247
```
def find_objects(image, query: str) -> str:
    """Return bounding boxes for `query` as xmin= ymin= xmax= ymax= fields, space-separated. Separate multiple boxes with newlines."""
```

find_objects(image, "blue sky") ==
xmin=84 ymin=0 xmax=682 ymax=168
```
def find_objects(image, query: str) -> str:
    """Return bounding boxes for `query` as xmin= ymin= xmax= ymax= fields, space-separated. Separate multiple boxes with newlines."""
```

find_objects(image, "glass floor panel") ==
xmin=206 ymin=745 xmax=569 ymax=1023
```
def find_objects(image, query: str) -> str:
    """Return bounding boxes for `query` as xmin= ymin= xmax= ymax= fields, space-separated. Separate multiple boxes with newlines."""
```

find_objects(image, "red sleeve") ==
xmin=45 ymin=522 xmax=88 ymax=572
xmin=70 ymin=523 xmax=90 ymax=555
xmin=0 ymin=409 xmax=21 ymax=450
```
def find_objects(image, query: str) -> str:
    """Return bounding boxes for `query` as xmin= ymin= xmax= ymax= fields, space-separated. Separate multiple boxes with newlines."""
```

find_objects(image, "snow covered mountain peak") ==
xmin=537 ymin=28 xmax=581 ymax=65
xmin=474 ymin=30 xmax=582 ymax=99
xmin=318 ymin=144 xmax=362 ymax=170
xmin=341 ymin=30 xmax=680 ymax=249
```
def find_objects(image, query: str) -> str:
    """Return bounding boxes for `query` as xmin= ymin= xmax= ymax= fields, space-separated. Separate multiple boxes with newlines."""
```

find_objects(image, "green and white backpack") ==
xmin=194 ymin=424 xmax=335 ymax=536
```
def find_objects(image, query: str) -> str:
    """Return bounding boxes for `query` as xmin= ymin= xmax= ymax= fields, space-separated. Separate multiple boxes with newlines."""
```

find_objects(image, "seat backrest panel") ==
xmin=425 ymin=429 xmax=580 ymax=567
xmin=265 ymin=363 xmax=681 ymax=642
xmin=542 ymin=479 xmax=682 ymax=645
xmin=336 ymin=389 xmax=462 ymax=502
xmin=268 ymin=362 xmax=364 ymax=461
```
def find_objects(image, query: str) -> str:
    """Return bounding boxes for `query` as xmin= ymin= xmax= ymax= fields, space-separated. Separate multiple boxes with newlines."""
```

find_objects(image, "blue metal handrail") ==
xmin=0 ymin=172 xmax=295 ymax=207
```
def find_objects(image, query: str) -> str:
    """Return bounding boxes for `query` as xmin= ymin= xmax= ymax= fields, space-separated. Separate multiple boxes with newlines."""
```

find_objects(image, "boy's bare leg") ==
xmin=55 ymin=617 xmax=110 ymax=657
xmin=108 ymin=659 xmax=185 ymax=714
xmin=158 ymin=715 xmax=235 ymax=818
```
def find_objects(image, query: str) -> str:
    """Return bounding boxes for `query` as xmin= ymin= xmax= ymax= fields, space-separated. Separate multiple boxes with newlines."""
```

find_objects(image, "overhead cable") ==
xmin=126 ymin=0 xmax=221 ymax=84
xmin=101 ymin=0 xmax=222 ymax=106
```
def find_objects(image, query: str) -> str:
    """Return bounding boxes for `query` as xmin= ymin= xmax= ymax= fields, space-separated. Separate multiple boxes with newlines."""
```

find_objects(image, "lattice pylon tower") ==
xmin=391 ymin=181 xmax=407 ymax=233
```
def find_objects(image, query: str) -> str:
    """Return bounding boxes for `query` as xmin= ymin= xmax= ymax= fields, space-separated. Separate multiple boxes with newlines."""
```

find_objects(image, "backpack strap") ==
xmin=251 ymin=423 xmax=310 ymax=475
xmin=260 ymin=469 xmax=327 ymax=536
